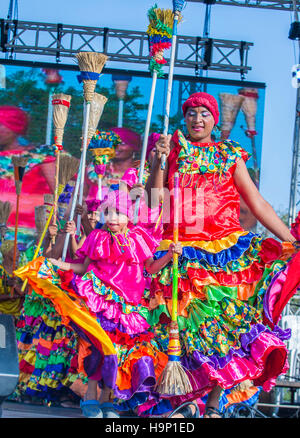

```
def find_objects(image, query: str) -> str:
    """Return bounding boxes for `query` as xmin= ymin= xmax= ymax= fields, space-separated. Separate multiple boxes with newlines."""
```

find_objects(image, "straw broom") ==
xmin=0 ymin=200 xmax=12 ymax=243
xmin=11 ymin=155 xmax=29 ymax=296
xmin=155 ymin=172 xmax=192 ymax=396
xmin=133 ymin=4 xmax=174 ymax=224
xmin=52 ymin=93 xmax=72 ymax=243
xmin=86 ymin=92 xmax=108 ymax=206
xmin=20 ymin=156 xmax=79 ymax=293
xmin=87 ymin=92 xmax=108 ymax=141
xmin=35 ymin=205 xmax=47 ymax=242
xmin=75 ymin=51 xmax=108 ymax=234
xmin=160 ymin=0 xmax=185 ymax=171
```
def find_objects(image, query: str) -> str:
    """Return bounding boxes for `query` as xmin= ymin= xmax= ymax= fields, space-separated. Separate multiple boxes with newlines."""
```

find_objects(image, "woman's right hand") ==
xmin=48 ymin=258 xmax=71 ymax=271
xmin=63 ymin=220 xmax=76 ymax=236
xmin=155 ymin=134 xmax=172 ymax=160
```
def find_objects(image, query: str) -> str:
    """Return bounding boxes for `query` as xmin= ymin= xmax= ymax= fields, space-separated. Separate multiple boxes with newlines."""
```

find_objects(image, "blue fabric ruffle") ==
xmin=154 ymin=232 xmax=259 ymax=267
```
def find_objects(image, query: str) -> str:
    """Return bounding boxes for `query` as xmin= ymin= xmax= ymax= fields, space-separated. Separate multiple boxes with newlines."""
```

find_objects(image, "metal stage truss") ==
xmin=186 ymin=0 xmax=300 ymax=12
xmin=0 ymin=19 xmax=252 ymax=76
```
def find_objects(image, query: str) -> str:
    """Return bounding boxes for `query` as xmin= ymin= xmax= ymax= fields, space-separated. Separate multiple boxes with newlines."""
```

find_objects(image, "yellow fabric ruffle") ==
xmin=14 ymin=258 xmax=116 ymax=358
xmin=157 ymin=230 xmax=249 ymax=253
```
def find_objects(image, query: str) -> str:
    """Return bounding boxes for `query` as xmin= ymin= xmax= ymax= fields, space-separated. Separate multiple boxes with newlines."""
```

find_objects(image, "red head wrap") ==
xmin=182 ymin=92 xmax=219 ymax=125
xmin=0 ymin=105 xmax=29 ymax=135
xmin=111 ymin=127 xmax=142 ymax=151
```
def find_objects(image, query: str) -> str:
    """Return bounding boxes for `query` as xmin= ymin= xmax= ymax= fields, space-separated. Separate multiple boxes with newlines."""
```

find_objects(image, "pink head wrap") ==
xmin=0 ymin=105 xmax=29 ymax=135
xmin=111 ymin=127 xmax=142 ymax=151
xmin=85 ymin=199 xmax=101 ymax=212
xmin=182 ymin=92 xmax=219 ymax=125
xmin=146 ymin=132 xmax=160 ymax=159
xmin=100 ymin=190 xmax=133 ymax=221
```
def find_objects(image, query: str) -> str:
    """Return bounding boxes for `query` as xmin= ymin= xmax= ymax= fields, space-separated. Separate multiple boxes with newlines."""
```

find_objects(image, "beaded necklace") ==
xmin=176 ymin=130 xmax=249 ymax=180
xmin=108 ymin=227 xmax=131 ymax=253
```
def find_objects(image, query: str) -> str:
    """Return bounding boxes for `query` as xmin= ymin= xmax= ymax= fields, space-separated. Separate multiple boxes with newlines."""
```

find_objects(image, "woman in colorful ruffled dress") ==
xmin=143 ymin=91 xmax=300 ymax=418
xmin=15 ymin=190 xmax=180 ymax=418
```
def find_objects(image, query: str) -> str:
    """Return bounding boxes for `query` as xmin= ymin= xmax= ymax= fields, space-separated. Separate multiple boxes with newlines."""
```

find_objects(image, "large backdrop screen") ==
xmin=0 ymin=63 xmax=265 ymax=245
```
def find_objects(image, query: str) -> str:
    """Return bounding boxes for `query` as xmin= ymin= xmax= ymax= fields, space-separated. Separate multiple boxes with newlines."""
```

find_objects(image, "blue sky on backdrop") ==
xmin=0 ymin=0 xmax=298 ymax=213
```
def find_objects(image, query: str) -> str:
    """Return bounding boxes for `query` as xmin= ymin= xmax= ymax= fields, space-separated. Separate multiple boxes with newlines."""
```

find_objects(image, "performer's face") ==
xmin=115 ymin=143 xmax=134 ymax=160
xmin=184 ymin=106 xmax=215 ymax=142
xmin=0 ymin=123 xmax=18 ymax=149
xmin=104 ymin=207 xmax=129 ymax=233
xmin=87 ymin=210 xmax=99 ymax=229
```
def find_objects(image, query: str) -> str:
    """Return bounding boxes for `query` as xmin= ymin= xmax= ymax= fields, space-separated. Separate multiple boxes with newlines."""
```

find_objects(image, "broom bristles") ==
xmin=0 ymin=201 xmax=12 ymax=224
xmin=87 ymin=93 xmax=108 ymax=140
xmin=233 ymin=379 xmax=253 ymax=392
xmin=52 ymin=93 xmax=72 ymax=146
xmin=76 ymin=52 xmax=108 ymax=102
xmin=76 ymin=51 xmax=108 ymax=74
xmin=155 ymin=361 xmax=193 ymax=397
xmin=35 ymin=205 xmax=47 ymax=235
xmin=58 ymin=154 xmax=80 ymax=187
xmin=11 ymin=155 xmax=29 ymax=168
xmin=148 ymin=7 xmax=175 ymax=29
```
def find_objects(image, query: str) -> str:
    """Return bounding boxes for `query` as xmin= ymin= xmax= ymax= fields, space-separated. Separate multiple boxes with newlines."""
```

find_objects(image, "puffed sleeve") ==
xmin=220 ymin=139 xmax=251 ymax=174
xmin=75 ymin=229 xmax=111 ymax=261
xmin=129 ymin=225 xmax=159 ymax=263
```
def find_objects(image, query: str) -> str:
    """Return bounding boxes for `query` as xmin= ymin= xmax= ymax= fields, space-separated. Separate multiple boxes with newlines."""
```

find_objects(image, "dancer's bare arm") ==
xmin=234 ymin=158 xmax=296 ymax=243
xmin=49 ymin=256 xmax=91 ymax=275
xmin=145 ymin=243 xmax=182 ymax=274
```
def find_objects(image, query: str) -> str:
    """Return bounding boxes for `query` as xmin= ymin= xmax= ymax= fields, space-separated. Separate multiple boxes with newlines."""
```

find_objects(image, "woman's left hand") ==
xmin=168 ymin=242 xmax=183 ymax=257
xmin=129 ymin=183 xmax=144 ymax=200
xmin=48 ymin=258 xmax=70 ymax=271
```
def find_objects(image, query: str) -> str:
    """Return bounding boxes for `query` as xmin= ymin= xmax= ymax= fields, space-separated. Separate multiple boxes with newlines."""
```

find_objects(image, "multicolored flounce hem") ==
xmin=137 ymin=231 xmax=300 ymax=416
xmin=14 ymin=257 xmax=168 ymax=410
xmin=11 ymin=290 xmax=84 ymax=404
